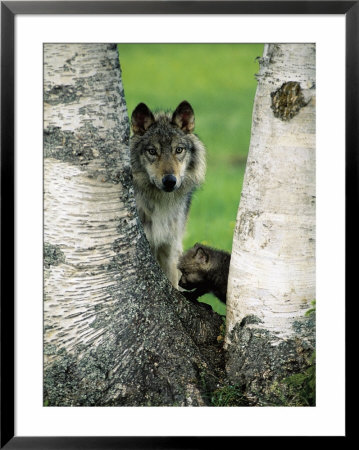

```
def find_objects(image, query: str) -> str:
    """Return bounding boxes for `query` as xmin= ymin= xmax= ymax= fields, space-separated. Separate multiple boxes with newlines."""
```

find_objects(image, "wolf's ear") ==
xmin=131 ymin=103 xmax=155 ymax=135
xmin=194 ymin=246 xmax=209 ymax=264
xmin=172 ymin=101 xmax=195 ymax=133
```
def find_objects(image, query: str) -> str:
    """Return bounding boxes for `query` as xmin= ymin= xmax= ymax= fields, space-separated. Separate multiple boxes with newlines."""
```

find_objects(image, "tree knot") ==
xmin=270 ymin=81 xmax=309 ymax=121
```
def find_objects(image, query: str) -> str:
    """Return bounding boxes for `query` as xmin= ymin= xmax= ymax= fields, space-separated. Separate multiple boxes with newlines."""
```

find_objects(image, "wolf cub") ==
xmin=130 ymin=101 xmax=206 ymax=288
xmin=177 ymin=243 xmax=231 ymax=303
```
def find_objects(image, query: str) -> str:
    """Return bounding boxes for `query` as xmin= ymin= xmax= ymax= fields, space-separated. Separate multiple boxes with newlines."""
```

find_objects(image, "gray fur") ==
xmin=178 ymin=243 xmax=231 ymax=304
xmin=130 ymin=101 xmax=206 ymax=288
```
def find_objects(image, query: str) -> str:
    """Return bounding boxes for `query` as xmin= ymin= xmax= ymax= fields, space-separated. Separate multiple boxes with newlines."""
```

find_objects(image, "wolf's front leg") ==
xmin=157 ymin=244 xmax=181 ymax=289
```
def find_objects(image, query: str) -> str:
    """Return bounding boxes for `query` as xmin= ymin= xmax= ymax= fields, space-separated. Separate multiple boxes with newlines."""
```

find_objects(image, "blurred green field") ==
xmin=118 ymin=43 xmax=263 ymax=315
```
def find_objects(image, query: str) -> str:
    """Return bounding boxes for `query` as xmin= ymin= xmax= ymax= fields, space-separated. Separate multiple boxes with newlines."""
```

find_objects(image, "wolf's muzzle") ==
xmin=162 ymin=174 xmax=177 ymax=192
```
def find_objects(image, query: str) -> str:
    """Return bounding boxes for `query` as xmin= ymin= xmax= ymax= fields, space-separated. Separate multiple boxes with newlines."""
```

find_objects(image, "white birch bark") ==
xmin=225 ymin=44 xmax=316 ymax=405
xmin=43 ymin=44 xmax=223 ymax=406
xmin=44 ymin=44 xmax=132 ymax=358
xmin=226 ymin=43 xmax=316 ymax=341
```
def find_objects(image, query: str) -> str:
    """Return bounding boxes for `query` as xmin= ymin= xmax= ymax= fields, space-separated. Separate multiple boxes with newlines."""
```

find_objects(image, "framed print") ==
xmin=1 ymin=1 xmax=353 ymax=447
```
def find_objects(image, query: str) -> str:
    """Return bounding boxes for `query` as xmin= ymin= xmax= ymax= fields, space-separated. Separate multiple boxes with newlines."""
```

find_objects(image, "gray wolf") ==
xmin=130 ymin=101 xmax=206 ymax=288
xmin=177 ymin=243 xmax=231 ymax=303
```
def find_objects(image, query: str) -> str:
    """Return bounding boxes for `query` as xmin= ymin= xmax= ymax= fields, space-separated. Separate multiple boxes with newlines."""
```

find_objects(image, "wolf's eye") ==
xmin=146 ymin=148 xmax=157 ymax=156
xmin=176 ymin=147 xmax=184 ymax=154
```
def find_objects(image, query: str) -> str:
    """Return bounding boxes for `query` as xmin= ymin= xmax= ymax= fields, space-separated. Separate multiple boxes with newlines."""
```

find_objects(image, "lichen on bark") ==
xmin=44 ymin=243 xmax=66 ymax=268
xmin=226 ymin=313 xmax=315 ymax=406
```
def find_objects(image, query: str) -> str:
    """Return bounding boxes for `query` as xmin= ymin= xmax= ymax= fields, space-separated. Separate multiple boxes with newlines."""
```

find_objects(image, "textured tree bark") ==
xmin=225 ymin=44 xmax=316 ymax=405
xmin=43 ymin=44 xmax=223 ymax=406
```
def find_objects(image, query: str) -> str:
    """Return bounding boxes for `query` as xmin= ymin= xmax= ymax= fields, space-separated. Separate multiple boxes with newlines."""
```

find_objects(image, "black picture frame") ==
xmin=1 ymin=1 xmax=353 ymax=447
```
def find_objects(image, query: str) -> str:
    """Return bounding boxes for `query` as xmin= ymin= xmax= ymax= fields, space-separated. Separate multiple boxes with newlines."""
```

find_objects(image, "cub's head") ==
xmin=130 ymin=101 xmax=205 ymax=193
xmin=178 ymin=243 xmax=210 ymax=290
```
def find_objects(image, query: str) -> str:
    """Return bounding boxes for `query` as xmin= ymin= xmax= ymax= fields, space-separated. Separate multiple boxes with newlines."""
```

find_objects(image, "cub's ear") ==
xmin=194 ymin=246 xmax=209 ymax=264
xmin=131 ymin=103 xmax=155 ymax=135
xmin=171 ymin=101 xmax=195 ymax=133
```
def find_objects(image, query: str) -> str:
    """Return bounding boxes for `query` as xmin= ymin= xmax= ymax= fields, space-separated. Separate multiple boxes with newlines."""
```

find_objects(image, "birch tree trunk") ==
xmin=225 ymin=44 xmax=316 ymax=405
xmin=43 ymin=44 xmax=223 ymax=406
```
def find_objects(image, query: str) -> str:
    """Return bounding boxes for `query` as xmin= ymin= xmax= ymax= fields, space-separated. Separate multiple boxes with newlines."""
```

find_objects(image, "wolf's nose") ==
xmin=162 ymin=175 xmax=177 ymax=192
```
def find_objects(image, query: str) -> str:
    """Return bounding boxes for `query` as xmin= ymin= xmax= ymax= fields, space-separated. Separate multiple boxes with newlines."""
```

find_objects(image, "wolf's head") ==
xmin=130 ymin=101 xmax=206 ymax=194
xmin=177 ymin=243 xmax=210 ymax=290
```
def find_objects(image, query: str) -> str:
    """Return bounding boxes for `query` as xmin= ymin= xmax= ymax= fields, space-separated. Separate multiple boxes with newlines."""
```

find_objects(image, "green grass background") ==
xmin=118 ymin=43 xmax=264 ymax=315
